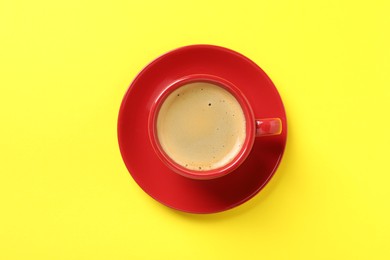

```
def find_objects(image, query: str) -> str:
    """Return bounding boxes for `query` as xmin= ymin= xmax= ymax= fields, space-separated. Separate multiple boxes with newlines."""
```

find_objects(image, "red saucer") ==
xmin=118 ymin=45 xmax=287 ymax=214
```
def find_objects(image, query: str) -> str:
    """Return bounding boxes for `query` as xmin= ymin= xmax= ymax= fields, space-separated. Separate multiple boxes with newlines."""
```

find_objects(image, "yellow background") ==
xmin=1 ymin=0 xmax=389 ymax=259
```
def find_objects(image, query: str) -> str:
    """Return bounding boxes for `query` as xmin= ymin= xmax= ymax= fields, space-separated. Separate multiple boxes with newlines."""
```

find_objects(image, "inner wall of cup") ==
xmin=156 ymin=81 xmax=247 ymax=172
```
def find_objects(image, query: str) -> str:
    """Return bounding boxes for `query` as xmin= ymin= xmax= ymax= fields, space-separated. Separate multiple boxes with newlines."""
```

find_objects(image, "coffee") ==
xmin=156 ymin=82 xmax=246 ymax=171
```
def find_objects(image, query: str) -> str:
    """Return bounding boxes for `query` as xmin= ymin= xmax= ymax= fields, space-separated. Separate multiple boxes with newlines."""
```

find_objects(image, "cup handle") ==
xmin=255 ymin=118 xmax=282 ymax=137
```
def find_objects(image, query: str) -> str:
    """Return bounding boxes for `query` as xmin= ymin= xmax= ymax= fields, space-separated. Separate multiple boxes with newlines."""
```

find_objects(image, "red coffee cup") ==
xmin=149 ymin=74 xmax=282 ymax=180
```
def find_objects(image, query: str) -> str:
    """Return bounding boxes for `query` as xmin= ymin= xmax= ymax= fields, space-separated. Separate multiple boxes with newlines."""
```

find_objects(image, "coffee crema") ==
xmin=156 ymin=82 xmax=246 ymax=171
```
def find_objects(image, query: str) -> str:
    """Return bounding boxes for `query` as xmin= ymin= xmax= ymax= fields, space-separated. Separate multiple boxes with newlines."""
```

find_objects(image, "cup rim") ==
xmin=148 ymin=74 xmax=256 ymax=180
